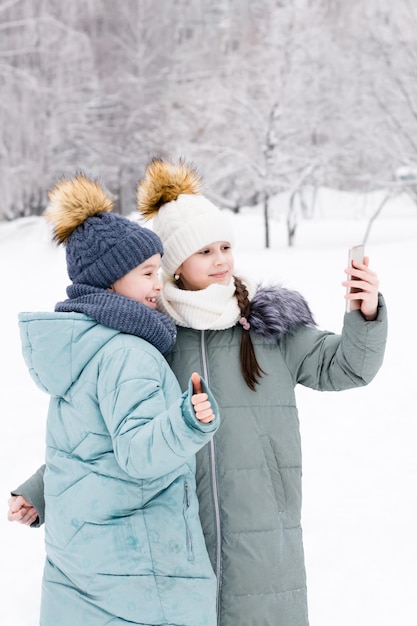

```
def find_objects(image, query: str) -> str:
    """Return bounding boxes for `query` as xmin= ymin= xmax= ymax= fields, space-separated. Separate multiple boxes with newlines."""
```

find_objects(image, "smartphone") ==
xmin=346 ymin=244 xmax=365 ymax=312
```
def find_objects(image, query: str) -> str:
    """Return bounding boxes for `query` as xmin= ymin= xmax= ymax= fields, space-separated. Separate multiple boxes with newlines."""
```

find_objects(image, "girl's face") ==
xmin=111 ymin=253 xmax=162 ymax=308
xmin=176 ymin=241 xmax=234 ymax=291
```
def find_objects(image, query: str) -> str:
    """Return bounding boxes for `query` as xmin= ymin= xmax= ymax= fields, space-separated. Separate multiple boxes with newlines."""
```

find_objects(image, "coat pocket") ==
xmin=261 ymin=435 xmax=286 ymax=513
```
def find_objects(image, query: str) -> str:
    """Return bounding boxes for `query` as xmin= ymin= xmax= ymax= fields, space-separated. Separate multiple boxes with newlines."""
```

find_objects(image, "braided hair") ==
xmin=234 ymin=276 xmax=265 ymax=391
xmin=175 ymin=273 xmax=265 ymax=391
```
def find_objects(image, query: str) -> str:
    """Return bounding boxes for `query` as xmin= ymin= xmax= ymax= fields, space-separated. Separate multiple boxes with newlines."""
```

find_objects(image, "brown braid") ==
xmin=234 ymin=276 xmax=265 ymax=391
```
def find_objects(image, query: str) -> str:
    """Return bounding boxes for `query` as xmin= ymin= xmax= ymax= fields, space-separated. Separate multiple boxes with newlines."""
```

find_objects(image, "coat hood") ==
xmin=249 ymin=285 xmax=316 ymax=341
xmin=18 ymin=312 xmax=120 ymax=397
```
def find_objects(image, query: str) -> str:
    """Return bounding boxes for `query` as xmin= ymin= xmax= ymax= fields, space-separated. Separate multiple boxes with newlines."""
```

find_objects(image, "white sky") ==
xmin=1 ymin=189 xmax=416 ymax=626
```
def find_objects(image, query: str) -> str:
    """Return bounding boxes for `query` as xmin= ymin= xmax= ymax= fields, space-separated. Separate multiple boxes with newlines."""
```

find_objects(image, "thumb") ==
xmin=191 ymin=372 xmax=203 ymax=394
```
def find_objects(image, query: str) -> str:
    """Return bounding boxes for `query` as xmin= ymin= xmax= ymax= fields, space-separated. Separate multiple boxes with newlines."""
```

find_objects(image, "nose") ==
xmin=214 ymin=251 xmax=226 ymax=265
xmin=154 ymin=277 xmax=162 ymax=291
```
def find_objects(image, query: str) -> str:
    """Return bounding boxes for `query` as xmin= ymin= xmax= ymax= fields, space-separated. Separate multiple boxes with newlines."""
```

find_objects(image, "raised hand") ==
xmin=343 ymin=256 xmax=379 ymax=320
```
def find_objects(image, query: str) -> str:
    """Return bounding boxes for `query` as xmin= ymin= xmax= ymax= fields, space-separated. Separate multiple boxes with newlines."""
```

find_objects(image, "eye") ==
xmin=198 ymin=248 xmax=210 ymax=255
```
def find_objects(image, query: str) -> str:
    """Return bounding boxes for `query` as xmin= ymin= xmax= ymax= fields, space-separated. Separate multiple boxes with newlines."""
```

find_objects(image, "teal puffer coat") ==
xmin=18 ymin=311 xmax=219 ymax=626
xmin=166 ymin=293 xmax=388 ymax=626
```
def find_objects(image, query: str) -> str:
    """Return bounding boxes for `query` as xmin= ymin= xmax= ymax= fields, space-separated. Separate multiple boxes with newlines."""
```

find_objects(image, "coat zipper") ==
xmin=200 ymin=329 xmax=222 ymax=621
xmin=184 ymin=481 xmax=193 ymax=560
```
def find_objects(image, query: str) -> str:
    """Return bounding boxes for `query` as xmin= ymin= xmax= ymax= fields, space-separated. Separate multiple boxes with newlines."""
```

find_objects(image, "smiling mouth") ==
xmin=210 ymin=271 xmax=228 ymax=278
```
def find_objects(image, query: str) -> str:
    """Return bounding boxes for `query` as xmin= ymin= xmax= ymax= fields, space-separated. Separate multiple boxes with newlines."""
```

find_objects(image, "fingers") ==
xmin=191 ymin=394 xmax=211 ymax=418
xmin=342 ymin=259 xmax=379 ymax=319
xmin=7 ymin=496 xmax=38 ymax=525
xmin=8 ymin=495 xmax=31 ymax=514
xmin=342 ymin=263 xmax=379 ymax=290
xmin=8 ymin=495 xmax=22 ymax=513
xmin=191 ymin=392 xmax=207 ymax=406
xmin=191 ymin=394 xmax=215 ymax=423
xmin=12 ymin=507 xmax=38 ymax=525
xmin=191 ymin=372 xmax=203 ymax=394
xmin=194 ymin=408 xmax=215 ymax=423
xmin=345 ymin=258 xmax=376 ymax=278
xmin=191 ymin=373 xmax=215 ymax=422
xmin=343 ymin=258 xmax=379 ymax=288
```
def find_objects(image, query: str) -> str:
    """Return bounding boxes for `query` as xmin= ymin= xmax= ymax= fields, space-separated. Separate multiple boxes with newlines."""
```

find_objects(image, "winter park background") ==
xmin=2 ymin=1 xmax=417 ymax=624
xmin=1 ymin=188 xmax=416 ymax=626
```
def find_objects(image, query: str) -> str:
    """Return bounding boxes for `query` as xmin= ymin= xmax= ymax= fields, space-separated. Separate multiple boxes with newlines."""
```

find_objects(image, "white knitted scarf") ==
xmin=157 ymin=275 xmax=255 ymax=330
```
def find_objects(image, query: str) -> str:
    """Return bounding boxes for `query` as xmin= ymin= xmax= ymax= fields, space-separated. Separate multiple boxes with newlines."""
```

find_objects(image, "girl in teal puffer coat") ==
xmin=15 ymin=174 xmax=220 ymax=626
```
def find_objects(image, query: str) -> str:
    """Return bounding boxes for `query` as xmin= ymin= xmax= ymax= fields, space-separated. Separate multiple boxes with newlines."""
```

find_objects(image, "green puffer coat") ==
xmin=165 ymin=293 xmax=387 ymax=626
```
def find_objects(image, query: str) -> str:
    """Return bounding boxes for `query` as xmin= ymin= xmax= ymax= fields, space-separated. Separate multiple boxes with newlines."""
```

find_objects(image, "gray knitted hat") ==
xmin=46 ymin=174 xmax=163 ymax=289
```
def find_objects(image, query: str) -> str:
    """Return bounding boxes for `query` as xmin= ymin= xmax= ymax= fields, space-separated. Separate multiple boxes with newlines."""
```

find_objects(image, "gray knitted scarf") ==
xmin=55 ymin=283 xmax=177 ymax=354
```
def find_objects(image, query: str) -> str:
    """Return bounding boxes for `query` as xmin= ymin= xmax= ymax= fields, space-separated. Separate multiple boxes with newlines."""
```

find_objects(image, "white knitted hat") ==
xmin=137 ymin=159 xmax=234 ymax=276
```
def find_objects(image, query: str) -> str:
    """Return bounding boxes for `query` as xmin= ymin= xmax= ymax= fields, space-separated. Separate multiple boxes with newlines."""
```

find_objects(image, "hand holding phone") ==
xmin=346 ymin=244 xmax=365 ymax=312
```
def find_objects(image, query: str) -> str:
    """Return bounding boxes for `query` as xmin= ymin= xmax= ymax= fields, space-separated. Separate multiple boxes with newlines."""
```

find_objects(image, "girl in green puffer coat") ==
xmin=10 ymin=160 xmax=387 ymax=626
xmin=136 ymin=159 xmax=387 ymax=626
xmin=12 ymin=174 xmax=220 ymax=626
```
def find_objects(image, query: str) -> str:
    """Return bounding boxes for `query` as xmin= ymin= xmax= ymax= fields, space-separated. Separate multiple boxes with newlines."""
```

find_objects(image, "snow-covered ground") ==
xmin=1 ymin=188 xmax=416 ymax=625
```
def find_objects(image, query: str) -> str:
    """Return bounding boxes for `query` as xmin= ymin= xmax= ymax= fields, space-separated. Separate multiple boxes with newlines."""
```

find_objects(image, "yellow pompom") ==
xmin=137 ymin=158 xmax=202 ymax=219
xmin=46 ymin=174 xmax=114 ymax=244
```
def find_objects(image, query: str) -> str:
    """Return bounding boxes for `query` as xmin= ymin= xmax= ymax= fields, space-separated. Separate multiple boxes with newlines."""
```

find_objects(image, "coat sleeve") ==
xmin=281 ymin=293 xmax=387 ymax=390
xmin=97 ymin=344 xmax=219 ymax=480
xmin=11 ymin=464 xmax=46 ymax=528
